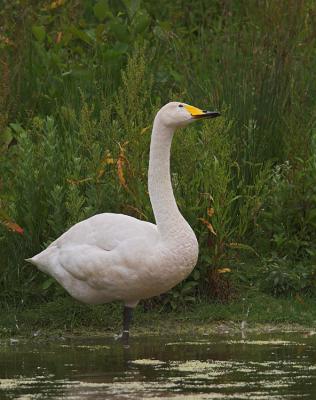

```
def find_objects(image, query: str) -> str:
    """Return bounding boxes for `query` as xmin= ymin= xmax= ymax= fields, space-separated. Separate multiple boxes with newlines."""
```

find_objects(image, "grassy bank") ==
xmin=0 ymin=291 xmax=315 ymax=338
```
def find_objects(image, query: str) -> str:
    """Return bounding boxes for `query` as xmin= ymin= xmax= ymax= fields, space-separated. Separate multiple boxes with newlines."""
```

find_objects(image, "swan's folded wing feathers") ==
xmin=49 ymin=213 xmax=158 ymax=251
xmin=59 ymin=244 xmax=114 ymax=283
xmin=58 ymin=244 xmax=141 ymax=292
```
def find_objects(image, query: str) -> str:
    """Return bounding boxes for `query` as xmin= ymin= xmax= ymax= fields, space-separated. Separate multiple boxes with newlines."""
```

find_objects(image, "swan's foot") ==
xmin=115 ymin=306 xmax=133 ymax=345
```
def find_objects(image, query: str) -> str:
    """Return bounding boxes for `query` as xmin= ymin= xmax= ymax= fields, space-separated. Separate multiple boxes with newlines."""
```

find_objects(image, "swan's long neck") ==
xmin=148 ymin=115 xmax=190 ymax=242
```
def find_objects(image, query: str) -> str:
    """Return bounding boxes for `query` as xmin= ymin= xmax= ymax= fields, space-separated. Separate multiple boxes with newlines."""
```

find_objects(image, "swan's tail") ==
xmin=25 ymin=254 xmax=42 ymax=267
xmin=25 ymin=246 xmax=57 ymax=273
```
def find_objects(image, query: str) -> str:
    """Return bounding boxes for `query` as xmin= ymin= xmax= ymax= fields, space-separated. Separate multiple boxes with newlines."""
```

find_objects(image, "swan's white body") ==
xmin=27 ymin=102 xmax=219 ymax=309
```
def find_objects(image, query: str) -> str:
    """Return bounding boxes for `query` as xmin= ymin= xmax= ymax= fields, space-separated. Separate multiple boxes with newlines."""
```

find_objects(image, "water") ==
xmin=0 ymin=331 xmax=315 ymax=399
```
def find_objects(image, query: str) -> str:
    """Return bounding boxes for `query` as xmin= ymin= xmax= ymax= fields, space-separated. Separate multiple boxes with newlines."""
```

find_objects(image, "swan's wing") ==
xmin=33 ymin=242 xmax=146 ymax=304
xmin=30 ymin=214 xmax=159 ymax=303
xmin=49 ymin=213 xmax=158 ymax=251
xmin=59 ymin=243 xmax=142 ymax=293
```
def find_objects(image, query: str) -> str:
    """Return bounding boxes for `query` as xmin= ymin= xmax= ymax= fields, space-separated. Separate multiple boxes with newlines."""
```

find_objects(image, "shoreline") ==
xmin=0 ymin=293 xmax=315 ymax=339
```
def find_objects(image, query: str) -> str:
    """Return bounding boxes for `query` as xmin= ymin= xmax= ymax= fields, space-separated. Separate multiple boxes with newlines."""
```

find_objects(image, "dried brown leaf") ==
xmin=207 ymin=207 xmax=215 ymax=217
xmin=198 ymin=217 xmax=217 ymax=236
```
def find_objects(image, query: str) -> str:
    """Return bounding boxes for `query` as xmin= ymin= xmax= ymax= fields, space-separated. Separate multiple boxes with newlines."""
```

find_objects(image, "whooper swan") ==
xmin=27 ymin=102 xmax=220 ymax=343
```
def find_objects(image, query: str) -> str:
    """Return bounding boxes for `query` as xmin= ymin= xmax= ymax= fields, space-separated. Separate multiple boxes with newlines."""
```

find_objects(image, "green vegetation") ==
xmin=1 ymin=0 xmax=316 ymax=325
xmin=0 ymin=293 xmax=315 ymax=337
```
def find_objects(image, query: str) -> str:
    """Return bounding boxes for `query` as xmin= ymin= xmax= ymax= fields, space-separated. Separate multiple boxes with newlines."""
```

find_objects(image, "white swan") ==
xmin=27 ymin=102 xmax=220 ymax=342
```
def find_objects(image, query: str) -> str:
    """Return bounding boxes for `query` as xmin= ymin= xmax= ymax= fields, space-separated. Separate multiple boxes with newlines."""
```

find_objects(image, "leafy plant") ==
xmin=260 ymin=256 xmax=316 ymax=296
xmin=1 ymin=0 xmax=316 ymax=312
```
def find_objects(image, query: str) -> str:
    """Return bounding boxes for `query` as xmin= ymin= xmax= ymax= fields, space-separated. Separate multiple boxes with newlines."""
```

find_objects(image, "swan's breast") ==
xmin=136 ymin=231 xmax=199 ymax=299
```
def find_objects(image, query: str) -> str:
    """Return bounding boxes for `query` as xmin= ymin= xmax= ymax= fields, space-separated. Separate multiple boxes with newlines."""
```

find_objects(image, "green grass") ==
xmin=0 ymin=291 xmax=315 ymax=338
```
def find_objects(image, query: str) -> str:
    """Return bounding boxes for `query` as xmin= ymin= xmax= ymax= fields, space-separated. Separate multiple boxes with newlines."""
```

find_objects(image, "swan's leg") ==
xmin=122 ymin=306 xmax=133 ymax=344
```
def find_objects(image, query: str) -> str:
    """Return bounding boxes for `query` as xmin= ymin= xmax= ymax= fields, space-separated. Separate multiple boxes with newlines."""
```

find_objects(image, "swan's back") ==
xmin=49 ymin=213 xmax=158 ymax=251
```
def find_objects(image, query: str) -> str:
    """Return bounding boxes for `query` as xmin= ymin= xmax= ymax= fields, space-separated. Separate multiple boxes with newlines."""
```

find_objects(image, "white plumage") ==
xmin=27 ymin=101 xmax=220 ymax=339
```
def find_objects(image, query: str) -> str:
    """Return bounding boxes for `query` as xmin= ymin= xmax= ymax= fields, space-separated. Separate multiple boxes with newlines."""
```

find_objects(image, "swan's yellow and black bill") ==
xmin=184 ymin=104 xmax=220 ymax=119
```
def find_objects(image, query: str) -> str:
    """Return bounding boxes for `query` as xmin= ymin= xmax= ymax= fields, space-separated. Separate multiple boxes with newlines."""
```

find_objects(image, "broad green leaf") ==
xmin=123 ymin=0 xmax=141 ymax=20
xmin=0 ymin=127 xmax=13 ymax=147
xmin=109 ymin=20 xmax=129 ymax=42
xmin=96 ymin=24 xmax=106 ymax=40
xmin=114 ymin=42 xmax=128 ymax=53
xmin=93 ymin=0 xmax=109 ymax=22
xmin=42 ymin=278 xmax=55 ymax=290
xmin=32 ymin=25 xmax=46 ymax=42
xmin=69 ymin=26 xmax=93 ymax=45
xmin=133 ymin=11 xmax=150 ymax=34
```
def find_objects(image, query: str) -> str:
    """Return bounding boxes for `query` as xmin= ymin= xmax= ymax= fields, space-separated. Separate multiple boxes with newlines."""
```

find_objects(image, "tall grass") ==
xmin=1 ymin=0 xmax=316 ymax=308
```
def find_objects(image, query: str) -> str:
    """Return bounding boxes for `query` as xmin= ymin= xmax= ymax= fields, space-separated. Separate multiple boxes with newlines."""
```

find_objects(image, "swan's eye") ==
xmin=178 ymin=104 xmax=183 ymax=108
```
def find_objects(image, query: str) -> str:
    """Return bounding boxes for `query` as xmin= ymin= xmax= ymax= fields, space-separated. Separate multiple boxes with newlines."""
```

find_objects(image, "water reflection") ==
xmin=0 ymin=332 xmax=315 ymax=399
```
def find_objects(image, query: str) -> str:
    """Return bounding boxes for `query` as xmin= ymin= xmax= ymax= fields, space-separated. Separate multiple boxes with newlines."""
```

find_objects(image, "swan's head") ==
xmin=157 ymin=101 xmax=220 ymax=128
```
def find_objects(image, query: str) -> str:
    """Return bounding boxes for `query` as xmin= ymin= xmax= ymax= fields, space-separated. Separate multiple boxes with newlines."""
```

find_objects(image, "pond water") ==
xmin=0 ymin=330 xmax=315 ymax=399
